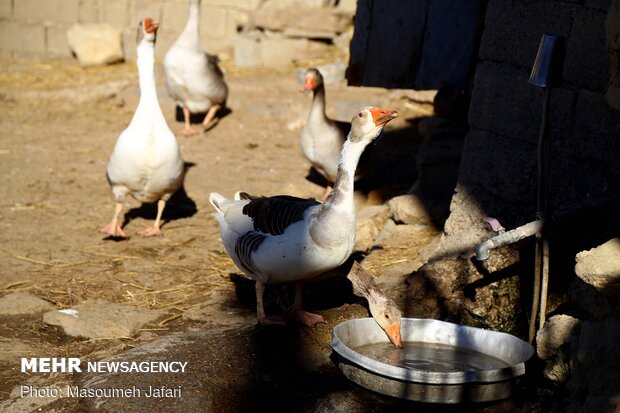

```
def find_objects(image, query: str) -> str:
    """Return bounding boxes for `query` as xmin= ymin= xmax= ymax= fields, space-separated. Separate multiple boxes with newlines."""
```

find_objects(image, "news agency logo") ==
xmin=19 ymin=358 xmax=186 ymax=399
xmin=21 ymin=357 xmax=81 ymax=373
xmin=20 ymin=358 xmax=189 ymax=373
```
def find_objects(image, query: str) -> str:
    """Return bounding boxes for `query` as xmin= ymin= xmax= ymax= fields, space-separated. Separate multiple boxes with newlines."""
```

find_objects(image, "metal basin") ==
xmin=331 ymin=318 xmax=534 ymax=404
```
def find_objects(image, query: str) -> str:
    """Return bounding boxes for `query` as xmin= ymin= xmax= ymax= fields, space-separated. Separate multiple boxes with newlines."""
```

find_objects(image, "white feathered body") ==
xmin=107 ymin=40 xmax=184 ymax=204
xmin=164 ymin=48 xmax=227 ymax=113
xmin=211 ymin=107 xmax=397 ymax=292
xmin=211 ymin=194 xmax=355 ymax=285
xmin=163 ymin=0 xmax=228 ymax=114
xmin=107 ymin=119 xmax=184 ymax=204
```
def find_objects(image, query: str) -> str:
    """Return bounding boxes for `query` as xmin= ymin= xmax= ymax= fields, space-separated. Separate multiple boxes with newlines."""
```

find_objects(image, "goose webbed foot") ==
xmin=99 ymin=223 xmax=126 ymax=238
xmin=181 ymin=126 xmax=198 ymax=136
xmin=100 ymin=202 xmax=126 ymax=237
xmin=137 ymin=199 xmax=165 ymax=237
xmin=288 ymin=309 xmax=325 ymax=327
xmin=137 ymin=226 xmax=163 ymax=237
xmin=285 ymin=281 xmax=325 ymax=326
xmin=202 ymin=104 xmax=221 ymax=132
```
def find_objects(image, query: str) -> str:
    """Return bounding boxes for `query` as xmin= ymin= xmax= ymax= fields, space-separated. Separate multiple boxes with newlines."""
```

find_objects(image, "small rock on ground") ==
xmin=388 ymin=194 xmax=433 ymax=225
xmin=0 ymin=292 xmax=55 ymax=315
xmin=43 ymin=300 xmax=162 ymax=339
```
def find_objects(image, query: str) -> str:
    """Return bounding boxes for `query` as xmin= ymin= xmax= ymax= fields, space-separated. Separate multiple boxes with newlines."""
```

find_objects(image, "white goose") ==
xmin=164 ymin=0 xmax=228 ymax=136
xmin=100 ymin=18 xmax=185 ymax=238
xmin=210 ymin=107 xmax=398 ymax=325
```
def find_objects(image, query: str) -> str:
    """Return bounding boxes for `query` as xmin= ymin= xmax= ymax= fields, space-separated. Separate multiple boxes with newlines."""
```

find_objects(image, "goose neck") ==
xmin=308 ymin=85 xmax=327 ymax=122
xmin=136 ymin=41 xmax=162 ymax=115
xmin=179 ymin=0 xmax=201 ymax=45
xmin=321 ymin=138 xmax=367 ymax=210
xmin=309 ymin=138 xmax=367 ymax=250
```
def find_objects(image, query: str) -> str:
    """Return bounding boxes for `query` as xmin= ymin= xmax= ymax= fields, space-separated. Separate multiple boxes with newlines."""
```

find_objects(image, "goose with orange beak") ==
xmin=347 ymin=262 xmax=402 ymax=348
xmin=101 ymin=18 xmax=185 ymax=238
xmin=210 ymin=107 xmax=398 ymax=326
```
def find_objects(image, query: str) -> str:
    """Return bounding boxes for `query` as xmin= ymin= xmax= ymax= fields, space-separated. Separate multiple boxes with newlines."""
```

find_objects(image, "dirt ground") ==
xmin=0 ymin=56 xmax=433 ymax=402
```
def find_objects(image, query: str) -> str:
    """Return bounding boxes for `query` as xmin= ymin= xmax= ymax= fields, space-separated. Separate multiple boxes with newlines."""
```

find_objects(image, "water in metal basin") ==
xmin=354 ymin=341 xmax=511 ymax=373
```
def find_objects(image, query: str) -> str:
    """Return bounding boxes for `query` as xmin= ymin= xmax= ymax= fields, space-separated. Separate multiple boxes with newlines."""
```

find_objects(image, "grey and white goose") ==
xmin=301 ymin=68 xmax=372 ymax=199
xmin=164 ymin=0 xmax=228 ymax=136
xmin=210 ymin=107 xmax=398 ymax=326
xmin=347 ymin=262 xmax=402 ymax=347
xmin=100 ymin=18 xmax=185 ymax=238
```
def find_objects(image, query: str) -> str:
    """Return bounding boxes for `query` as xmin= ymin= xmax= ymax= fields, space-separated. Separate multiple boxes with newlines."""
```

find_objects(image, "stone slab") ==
xmin=43 ymin=299 xmax=162 ymax=339
xmin=0 ymin=292 xmax=55 ymax=315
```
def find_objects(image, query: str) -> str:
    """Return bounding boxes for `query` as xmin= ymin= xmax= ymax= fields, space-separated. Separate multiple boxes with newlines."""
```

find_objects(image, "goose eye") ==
xmin=385 ymin=314 xmax=390 ymax=319
xmin=358 ymin=112 xmax=363 ymax=118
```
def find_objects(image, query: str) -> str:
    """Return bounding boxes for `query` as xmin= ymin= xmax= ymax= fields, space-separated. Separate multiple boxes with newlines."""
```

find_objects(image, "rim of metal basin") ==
xmin=331 ymin=318 xmax=534 ymax=385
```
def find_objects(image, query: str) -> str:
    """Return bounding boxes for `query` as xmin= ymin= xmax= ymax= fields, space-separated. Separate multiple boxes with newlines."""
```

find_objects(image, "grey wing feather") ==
xmin=205 ymin=53 xmax=225 ymax=78
xmin=242 ymin=195 xmax=320 ymax=236
xmin=234 ymin=231 xmax=266 ymax=275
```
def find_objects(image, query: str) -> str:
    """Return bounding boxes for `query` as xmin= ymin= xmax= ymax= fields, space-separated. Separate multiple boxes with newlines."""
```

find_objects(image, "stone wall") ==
xmin=430 ymin=1 xmax=620 ymax=410
xmin=0 ymin=0 xmax=261 ymax=60
xmin=536 ymin=239 xmax=620 ymax=413
xmin=437 ymin=0 xmax=620 ymax=257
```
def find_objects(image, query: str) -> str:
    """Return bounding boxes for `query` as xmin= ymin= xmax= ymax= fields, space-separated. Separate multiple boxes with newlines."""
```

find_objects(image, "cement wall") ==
xmin=439 ymin=0 xmax=620 ymax=256
xmin=0 ymin=0 xmax=261 ymax=60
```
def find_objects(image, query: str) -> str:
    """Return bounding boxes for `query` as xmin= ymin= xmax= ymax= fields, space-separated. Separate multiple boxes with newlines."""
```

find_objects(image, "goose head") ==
xmin=349 ymin=106 xmax=399 ymax=144
xmin=137 ymin=17 xmax=159 ymax=44
xmin=347 ymin=262 xmax=403 ymax=348
xmin=304 ymin=68 xmax=324 ymax=94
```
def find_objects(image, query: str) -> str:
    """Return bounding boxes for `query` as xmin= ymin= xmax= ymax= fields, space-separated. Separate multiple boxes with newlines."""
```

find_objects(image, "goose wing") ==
xmin=240 ymin=193 xmax=320 ymax=236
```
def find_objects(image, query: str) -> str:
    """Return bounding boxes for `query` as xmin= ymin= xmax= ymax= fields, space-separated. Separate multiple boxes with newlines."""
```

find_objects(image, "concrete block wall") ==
xmin=0 ymin=0 xmax=261 ymax=59
xmin=443 ymin=0 xmax=620 ymax=240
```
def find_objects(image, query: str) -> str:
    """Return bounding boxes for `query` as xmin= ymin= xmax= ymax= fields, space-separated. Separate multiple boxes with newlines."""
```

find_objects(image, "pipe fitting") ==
xmin=475 ymin=220 xmax=544 ymax=262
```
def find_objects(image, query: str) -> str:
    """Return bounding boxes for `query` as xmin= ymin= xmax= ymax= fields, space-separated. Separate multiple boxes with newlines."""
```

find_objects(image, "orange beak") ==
xmin=386 ymin=322 xmax=402 ymax=348
xmin=369 ymin=108 xmax=399 ymax=126
xmin=304 ymin=76 xmax=316 ymax=93
xmin=144 ymin=18 xmax=159 ymax=34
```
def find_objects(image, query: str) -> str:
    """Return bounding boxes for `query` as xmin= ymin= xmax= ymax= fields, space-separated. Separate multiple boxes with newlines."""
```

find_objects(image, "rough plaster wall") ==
xmin=0 ymin=0 xmax=261 ymax=59
xmin=438 ymin=0 xmax=620 ymax=256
